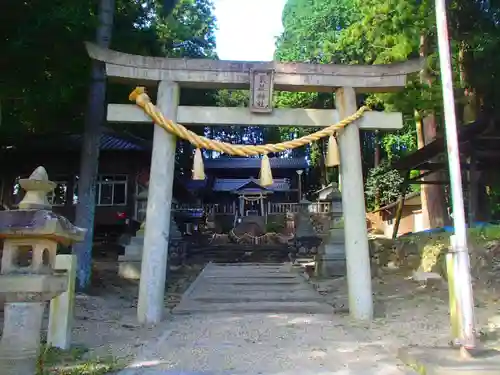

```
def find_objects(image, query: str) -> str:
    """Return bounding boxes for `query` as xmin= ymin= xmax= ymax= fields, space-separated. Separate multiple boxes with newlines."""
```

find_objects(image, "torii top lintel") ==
xmin=85 ymin=42 xmax=423 ymax=93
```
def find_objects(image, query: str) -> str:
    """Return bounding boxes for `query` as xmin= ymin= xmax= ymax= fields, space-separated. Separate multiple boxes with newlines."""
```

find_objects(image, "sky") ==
xmin=213 ymin=0 xmax=287 ymax=61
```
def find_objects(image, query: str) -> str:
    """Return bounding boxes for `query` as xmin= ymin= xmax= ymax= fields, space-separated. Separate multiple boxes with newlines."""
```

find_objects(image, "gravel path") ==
xmin=115 ymin=263 xmax=414 ymax=375
xmin=311 ymin=269 xmax=500 ymax=351
xmin=116 ymin=312 xmax=413 ymax=375
xmin=29 ymin=260 xmax=500 ymax=374
xmin=67 ymin=264 xmax=499 ymax=375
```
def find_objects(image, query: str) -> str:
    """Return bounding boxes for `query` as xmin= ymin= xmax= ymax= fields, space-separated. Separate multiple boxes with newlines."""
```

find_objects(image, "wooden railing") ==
xmin=136 ymin=201 xmax=332 ymax=221
xmin=173 ymin=202 xmax=332 ymax=215
xmin=267 ymin=202 xmax=332 ymax=214
xmin=267 ymin=203 xmax=299 ymax=214
xmin=307 ymin=202 xmax=333 ymax=214
xmin=202 ymin=203 xmax=236 ymax=215
xmin=171 ymin=203 xmax=236 ymax=215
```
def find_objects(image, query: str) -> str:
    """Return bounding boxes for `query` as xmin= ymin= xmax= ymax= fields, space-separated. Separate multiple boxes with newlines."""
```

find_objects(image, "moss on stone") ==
xmin=37 ymin=345 xmax=122 ymax=375
xmin=369 ymin=225 xmax=500 ymax=278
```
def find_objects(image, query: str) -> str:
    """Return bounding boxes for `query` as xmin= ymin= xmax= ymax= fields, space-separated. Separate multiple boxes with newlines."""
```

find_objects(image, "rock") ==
xmin=411 ymin=270 xmax=442 ymax=282
xmin=488 ymin=315 xmax=500 ymax=330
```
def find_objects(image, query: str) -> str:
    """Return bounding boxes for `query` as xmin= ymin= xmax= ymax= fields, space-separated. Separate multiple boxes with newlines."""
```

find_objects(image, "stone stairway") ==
xmin=172 ymin=262 xmax=333 ymax=315
xmin=186 ymin=244 xmax=292 ymax=264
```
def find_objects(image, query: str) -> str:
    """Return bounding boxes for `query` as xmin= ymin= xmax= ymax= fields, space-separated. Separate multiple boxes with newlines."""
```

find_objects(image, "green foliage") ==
xmin=37 ymin=345 xmax=121 ymax=375
xmin=0 ymin=0 xmax=217 ymax=138
xmin=266 ymin=219 xmax=285 ymax=234
xmin=275 ymin=0 xmax=360 ymax=63
xmin=155 ymin=0 xmax=217 ymax=58
xmin=469 ymin=224 xmax=500 ymax=241
xmin=365 ymin=161 xmax=411 ymax=211
xmin=275 ymin=0 xmax=500 ymax=204
xmin=216 ymin=90 xmax=249 ymax=107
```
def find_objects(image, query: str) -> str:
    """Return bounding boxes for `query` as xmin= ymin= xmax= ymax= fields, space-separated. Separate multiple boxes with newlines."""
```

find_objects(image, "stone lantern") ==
xmin=317 ymin=183 xmax=346 ymax=277
xmin=119 ymin=188 xmax=185 ymax=279
xmin=0 ymin=167 xmax=85 ymax=375
xmin=294 ymin=198 xmax=321 ymax=256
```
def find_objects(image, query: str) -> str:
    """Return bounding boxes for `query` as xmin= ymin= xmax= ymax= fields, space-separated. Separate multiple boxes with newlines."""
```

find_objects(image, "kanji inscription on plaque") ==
xmin=249 ymin=69 xmax=274 ymax=113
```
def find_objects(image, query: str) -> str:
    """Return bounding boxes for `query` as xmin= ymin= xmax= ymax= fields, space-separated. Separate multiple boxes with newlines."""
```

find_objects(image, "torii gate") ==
xmin=86 ymin=42 xmax=421 ymax=324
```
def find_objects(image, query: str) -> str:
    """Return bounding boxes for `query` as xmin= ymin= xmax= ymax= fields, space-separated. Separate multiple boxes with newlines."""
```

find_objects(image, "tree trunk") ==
xmin=319 ymin=139 xmax=328 ymax=186
xmin=73 ymin=0 xmax=115 ymax=290
xmin=418 ymin=33 xmax=448 ymax=229
xmin=458 ymin=42 xmax=477 ymax=124
xmin=374 ymin=132 xmax=381 ymax=167
xmin=374 ymin=130 xmax=381 ymax=209
xmin=422 ymin=113 xmax=448 ymax=228
xmin=457 ymin=42 xmax=488 ymax=222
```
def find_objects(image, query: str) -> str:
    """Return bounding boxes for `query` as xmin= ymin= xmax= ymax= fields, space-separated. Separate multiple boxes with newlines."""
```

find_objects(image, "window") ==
xmin=95 ymin=175 xmax=127 ymax=206
xmin=134 ymin=181 xmax=148 ymax=222
xmin=73 ymin=174 xmax=127 ymax=206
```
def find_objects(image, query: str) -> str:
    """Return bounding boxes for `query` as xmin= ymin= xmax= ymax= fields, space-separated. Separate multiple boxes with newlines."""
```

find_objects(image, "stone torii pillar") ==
xmin=137 ymin=81 xmax=178 ymax=324
xmin=336 ymin=87 xmax=373 ymax=320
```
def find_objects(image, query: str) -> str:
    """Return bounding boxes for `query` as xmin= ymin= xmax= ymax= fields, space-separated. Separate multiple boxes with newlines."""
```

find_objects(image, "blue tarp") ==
xmin=410 ymin=221 xmax=499 ymax=236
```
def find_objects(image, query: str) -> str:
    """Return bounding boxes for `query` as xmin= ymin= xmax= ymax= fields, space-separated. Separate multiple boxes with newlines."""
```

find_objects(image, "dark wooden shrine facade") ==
xmin=0 ymin=129 xmax=309 ymax=229
xmin=0 ymin=129 xmax=194 ymax=228
xmin=390 ymin=117 xmax=500 ymax=236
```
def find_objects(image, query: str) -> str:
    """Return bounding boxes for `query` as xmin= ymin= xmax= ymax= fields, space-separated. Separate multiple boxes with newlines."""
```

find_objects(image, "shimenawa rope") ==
xmin=129 ymin=87 xmax=369 ymax=156
xmin=128 ymin=86 xmax=369 ymax=186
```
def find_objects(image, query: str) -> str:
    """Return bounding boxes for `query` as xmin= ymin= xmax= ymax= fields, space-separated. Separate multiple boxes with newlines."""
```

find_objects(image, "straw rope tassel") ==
xmin=192 ymin=148 xmax=205 ymax=180
xmin=326 ymin=134 xmax=340 ymax=167
xmin=259 ymin=154 xmax=273 ymax=187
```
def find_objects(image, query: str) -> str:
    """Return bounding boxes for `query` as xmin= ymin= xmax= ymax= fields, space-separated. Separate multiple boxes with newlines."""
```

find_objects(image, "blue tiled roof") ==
xmin=184 ymin=178 xmax=208 ymax=190
xmin=0 ymin=132 xmax=146 ymax=152
xmin=213 ymin=178 xmax=291 ymax=192
xmin=68 ymin=134 xmax=144 ymax=151
xmin=204 ymin=157 xmax=308 ymax=170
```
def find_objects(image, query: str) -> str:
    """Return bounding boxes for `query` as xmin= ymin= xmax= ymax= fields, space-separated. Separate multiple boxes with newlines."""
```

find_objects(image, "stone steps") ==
xmin=200 ymin=284 xmax=311 ymax=293
xmin=172 ymin=262 xmax=333 ymax=315
xmin=186 ymin=249 xmax=291 ymax=264
xmin=192 ymin=292 xmax=325 ymax=302
xmin=173 ymin=300 xmax=334 ymax=314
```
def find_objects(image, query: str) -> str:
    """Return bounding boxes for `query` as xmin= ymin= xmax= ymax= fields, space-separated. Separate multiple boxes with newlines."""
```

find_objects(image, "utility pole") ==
xmin=435 ymin=0 xmax=476 ymax=351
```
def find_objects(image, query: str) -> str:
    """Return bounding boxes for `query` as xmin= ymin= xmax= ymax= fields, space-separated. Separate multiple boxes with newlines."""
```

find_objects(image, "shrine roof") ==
xmin=314 ymin=182 xmax=339 ymax=195
xmin=69 ymin=133 xmax=145 ymax=151
xmin=0 ymin=128 xmax=148 ymax=153
xmin=213 ymin=178 xmax=291 ymax=192
xmin=204 ymin=157 xmax=308 ymax=170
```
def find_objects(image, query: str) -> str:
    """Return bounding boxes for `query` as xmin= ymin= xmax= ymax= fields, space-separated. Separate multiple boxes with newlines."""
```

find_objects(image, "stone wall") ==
xmin=266 ymin=214 xmax=287 ymax=234
xmin=309 ymin=213 xmax=331 ymax=235
xmin=213 ymin=215 xmax=235 ymax=233
xmin=369 ymin=225 xmax=500 ymax=279
xmin=369 ymin=234 xmax=448 ymax=277
xmin=210 ymin=212 xmax=330 ymax=237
